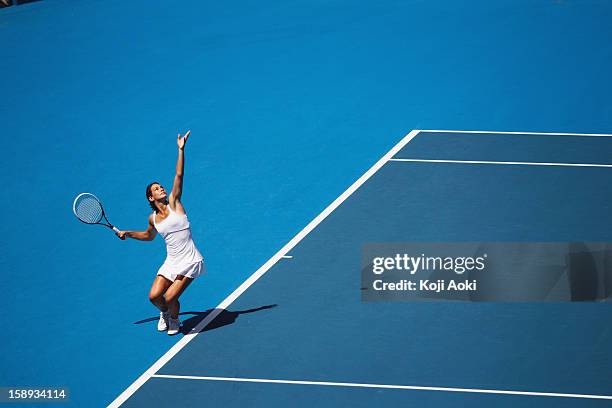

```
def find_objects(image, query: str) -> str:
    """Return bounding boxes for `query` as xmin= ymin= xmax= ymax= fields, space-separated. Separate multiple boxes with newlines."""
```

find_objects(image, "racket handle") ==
xmin=112 ymin=226 xmax=120 ymax=234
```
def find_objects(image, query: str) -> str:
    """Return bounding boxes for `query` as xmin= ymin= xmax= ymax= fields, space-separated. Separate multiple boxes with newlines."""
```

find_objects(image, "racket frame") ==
xmin=73 ymin=192 xmax=120 ymax=233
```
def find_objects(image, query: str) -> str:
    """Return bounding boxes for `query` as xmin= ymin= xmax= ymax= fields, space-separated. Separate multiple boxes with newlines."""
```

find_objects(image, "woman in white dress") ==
xmin=117 ymin=130 xmax=204 ymax=335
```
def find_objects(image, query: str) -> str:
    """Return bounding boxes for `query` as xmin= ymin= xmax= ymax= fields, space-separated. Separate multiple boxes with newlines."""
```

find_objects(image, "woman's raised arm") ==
xmin=170 ymin=130 xmax=190 ymax=204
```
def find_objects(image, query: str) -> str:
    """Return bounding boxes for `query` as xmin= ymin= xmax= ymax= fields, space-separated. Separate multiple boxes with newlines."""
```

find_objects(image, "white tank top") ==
xmin=153 ymin=206 xmax=203 ymax=267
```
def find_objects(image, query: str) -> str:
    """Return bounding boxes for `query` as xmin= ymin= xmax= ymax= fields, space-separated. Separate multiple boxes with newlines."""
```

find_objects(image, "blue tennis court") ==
xmin=2 ymin=0 xmax=612 ymax=407
xmin=111 ymin=130 xmax=612 ymax=407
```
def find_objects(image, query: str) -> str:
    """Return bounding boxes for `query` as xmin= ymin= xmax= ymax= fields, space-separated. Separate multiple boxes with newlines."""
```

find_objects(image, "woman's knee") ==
xmin=149 ymin=291 xmax=164 ymax=304
xmin=165 ymin=293 xmax=180 ymax=305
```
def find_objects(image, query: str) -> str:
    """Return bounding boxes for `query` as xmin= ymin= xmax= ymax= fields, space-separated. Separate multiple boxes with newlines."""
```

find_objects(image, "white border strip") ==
xmin=151 ymin=374 xmax=612 ymax=401
xmin=389 ymin=158 xmax=612 ymax=168
xmin=419 ymin=129 xmax=612 ymax=137
xmin=107 ymin=130 xmax=422 ymax=408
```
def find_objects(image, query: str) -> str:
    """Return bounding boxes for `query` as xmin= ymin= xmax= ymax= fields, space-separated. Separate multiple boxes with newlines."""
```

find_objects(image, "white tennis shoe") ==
xmin=167 ymin=317 xmax=181 ymax=335
xmin=157 ymin=311 xmax=170 ymax=332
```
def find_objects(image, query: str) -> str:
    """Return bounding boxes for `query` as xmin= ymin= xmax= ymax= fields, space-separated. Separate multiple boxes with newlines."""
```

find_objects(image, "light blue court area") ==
xmin=2 ymin=1 xmax=612 ymax=407
xmin=114 ymin=130 xmax=612 ymax=407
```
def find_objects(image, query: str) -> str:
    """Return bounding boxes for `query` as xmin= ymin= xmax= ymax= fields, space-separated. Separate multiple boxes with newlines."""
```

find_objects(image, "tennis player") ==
xmin=116 ymin=130 xmax=204 ymax=335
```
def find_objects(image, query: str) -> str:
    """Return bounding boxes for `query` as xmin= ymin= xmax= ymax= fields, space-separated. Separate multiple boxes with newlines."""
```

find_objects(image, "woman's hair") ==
xmin=146 ymin=181 xmax=161 ymax=213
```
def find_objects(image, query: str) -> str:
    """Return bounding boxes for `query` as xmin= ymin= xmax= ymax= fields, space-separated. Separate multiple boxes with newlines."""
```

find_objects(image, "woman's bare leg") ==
xmin=164 ymin=276 xmax=193 ymax=319
xmin=149 ymin=275 xmax=173 ymax=312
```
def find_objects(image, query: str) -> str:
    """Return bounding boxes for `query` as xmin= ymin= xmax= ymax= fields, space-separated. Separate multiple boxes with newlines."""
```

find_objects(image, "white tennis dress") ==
xmin=153 ymin=206 xmax=204 ymax=282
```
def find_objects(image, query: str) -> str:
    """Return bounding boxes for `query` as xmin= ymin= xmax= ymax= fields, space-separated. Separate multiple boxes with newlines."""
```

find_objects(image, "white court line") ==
xmin=107 ymin=130 xmax=422 ymax=407
xmin=281 ymin=255 xmax=293 ymax=259
xmin=419 ymin=129 xmax=612 ymax=137
xmin=389 ymin=158 xmax=612 ymax=168
xmin=151 ymin=374 xmax=612 ymax=401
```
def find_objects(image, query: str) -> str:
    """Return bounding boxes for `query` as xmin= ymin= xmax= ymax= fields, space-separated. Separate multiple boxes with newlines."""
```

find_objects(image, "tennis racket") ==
xmin=73 ymin=193 xmax=121 ymax=234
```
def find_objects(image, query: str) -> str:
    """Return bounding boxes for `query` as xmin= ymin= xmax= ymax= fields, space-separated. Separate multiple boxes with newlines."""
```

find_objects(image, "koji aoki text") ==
xmin=419 ymin=279 xmax=477 ymax=292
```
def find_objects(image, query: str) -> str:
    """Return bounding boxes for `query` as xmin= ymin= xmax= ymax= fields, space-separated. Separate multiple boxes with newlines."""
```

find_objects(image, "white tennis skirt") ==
xmin=157 ymin=260 xmax=205 ymax=282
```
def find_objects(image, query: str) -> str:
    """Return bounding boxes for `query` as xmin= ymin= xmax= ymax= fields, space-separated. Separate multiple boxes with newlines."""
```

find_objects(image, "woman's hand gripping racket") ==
xmin=73 ymin=193 xmax=122 ymax=238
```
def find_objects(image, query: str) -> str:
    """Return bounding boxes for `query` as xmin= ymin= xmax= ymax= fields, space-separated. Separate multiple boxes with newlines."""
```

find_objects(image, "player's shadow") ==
xmin=133 ymin=304 xmax=278 ymax=335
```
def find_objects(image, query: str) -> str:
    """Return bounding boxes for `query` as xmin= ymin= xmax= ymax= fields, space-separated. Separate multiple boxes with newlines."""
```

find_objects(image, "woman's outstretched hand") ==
xmin=177 ymin=130 xmax=191 ymax=150
xmin=117 ymin=231 xmax=128 ymax=240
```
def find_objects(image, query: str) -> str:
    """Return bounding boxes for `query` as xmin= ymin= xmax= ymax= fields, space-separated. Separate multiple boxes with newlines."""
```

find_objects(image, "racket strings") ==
xmin=75 ymin=195 xmax=104 ymax=224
